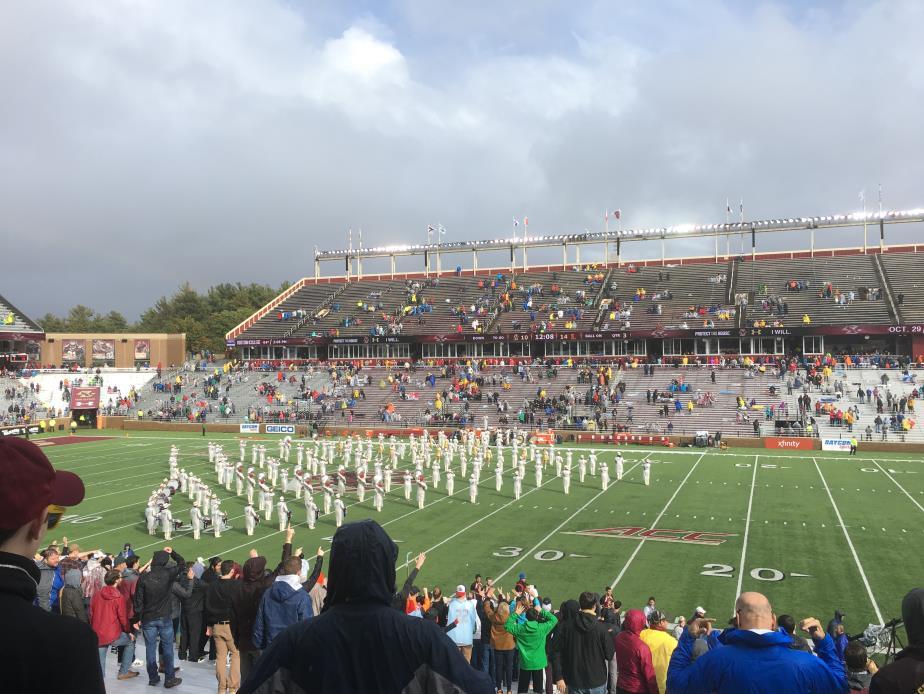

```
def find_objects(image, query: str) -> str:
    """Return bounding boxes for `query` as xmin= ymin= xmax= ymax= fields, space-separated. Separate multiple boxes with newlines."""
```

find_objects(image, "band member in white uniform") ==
xmin=145 ymin=503 xmax=158 ymax=535
xmin=579 ymin=456 xmax=587 ymax=484
xmin=211 ymin=502 xmax=223 ymax=538
xmin=562 ymin=465 xmax=572 ymax=495
xmin=445 ymin=469 xmax=455 ymax=497
xmin=190 ymin=501 xmax=203 ymax=540
xmin=416 ymin=475 xmax=428 ymax=510
xmin=374 ymin=479 xmax=385 ymax=512
xmin=334 ymin=494 xmax=346 ymax=528
xmin=643 ymin=460 xmax=651 ymax=486
xmin=616 ymin=452 xmax=624 ymax=481
xmin=403 ymin=471 xmax=412 ymax=501
xmin=277 ymin=496 xmax=290 ymax=531
xmin=600 ymin=461 xmax=610 ymax=490
xmin=304 ymin=495 xmax=318 ymax=529
xmin=244 ymin=502 xmax=259 ymax=536
xmin=322 ymin=477 xmax=333 ymax=515
xmin=469 ymin=475 xmax=478 ymax=504
xmin=159 ymin=505 xmax=173 ymax=541
xmin=534 ymin=460 xmax=543 ymax=488
xmin=513 ymin=471 xmax=522 ymax=500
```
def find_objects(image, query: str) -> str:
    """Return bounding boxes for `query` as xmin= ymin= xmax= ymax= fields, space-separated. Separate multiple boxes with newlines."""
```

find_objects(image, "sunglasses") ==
xmin=47 ymin=504 xmax=67 ymax=530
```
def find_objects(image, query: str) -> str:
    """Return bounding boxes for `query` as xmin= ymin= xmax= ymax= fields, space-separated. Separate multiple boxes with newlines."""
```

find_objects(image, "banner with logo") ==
xmin=62 ymin=339 xmax=86 ymax=363
xmin=821 ymin=438 xmax=853 ymax=452
xmin=92 ymin=339 xmax=115 ymax=361
xmin=764 ymin=437 xmax=815 ymax=450
xmin=239 ymin=423 xmax=260 ymax=434
xmin=266 ymin=424 xmax=295 ymax=434
xmin=70 ymin=387 xmax=101 ymax=409
xmin=134 ymin=339 xmax=151 ymax=360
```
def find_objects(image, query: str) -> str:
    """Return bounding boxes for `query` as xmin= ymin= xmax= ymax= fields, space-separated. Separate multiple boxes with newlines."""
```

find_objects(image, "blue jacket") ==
xmin=667 ymin=627 xmax=847 ymax=693
xmin=445 ymin=597 xmax=476 ymax=646
xmin=253 ymin=578 xmax=312 ymax=649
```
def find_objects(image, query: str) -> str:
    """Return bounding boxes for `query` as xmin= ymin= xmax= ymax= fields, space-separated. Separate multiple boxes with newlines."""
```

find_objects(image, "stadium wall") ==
xmin=40 ymin=333 xmax=185 ymax=368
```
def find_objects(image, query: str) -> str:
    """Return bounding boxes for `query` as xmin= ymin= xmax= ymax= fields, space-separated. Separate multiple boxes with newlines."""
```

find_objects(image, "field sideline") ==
xmin=36 ymin=429 xmax=923 ymax=640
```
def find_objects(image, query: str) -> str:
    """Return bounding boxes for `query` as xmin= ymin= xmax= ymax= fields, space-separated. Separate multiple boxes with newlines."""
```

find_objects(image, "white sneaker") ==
xmin=132 ymin=659 xmax=143 ymax=667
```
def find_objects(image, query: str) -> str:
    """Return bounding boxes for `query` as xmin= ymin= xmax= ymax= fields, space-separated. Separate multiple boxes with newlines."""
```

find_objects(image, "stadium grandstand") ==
xmin=212 ymin=209 xmax=924 ymax=440
xmin=0 ymin=292 xmax=44 ymax=370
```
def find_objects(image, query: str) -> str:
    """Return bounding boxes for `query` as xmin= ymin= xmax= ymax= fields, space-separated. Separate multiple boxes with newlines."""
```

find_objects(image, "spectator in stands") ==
xmin=135 ymin=547 xmax=186 ymax=688
xmin=778 ymin=613 xmax=812 ymax=652
xmin=253 ymin=555 xmax=313 ymax=651
xmin=206 ymin=559 xmax=242 ymax=693
xmin=0 ymin=436 xmax=103 ymax=694
xmin=667 ymin=591 xmax=846 ymax=693
xmin=553 ymin=591 xmax=614 ymax=693
xmin=615 ymin=609 xmax=658 ymax=693
xmin=641 ymin=609 xmax=677 ymax=693
xmin=34 ymin=546 xmax=61 ymax=611
xmin=870 ymin=587 xmax=924 ymax=693
xmin=89 ymin=569 xmax=139 ymax=680
xmin=845 ymin=639 xmax=877 ymax=692
xmin=239 ymin=520 xmax=493 ymax=693
xmin=505 ymin=594 xmax=558 ymax=694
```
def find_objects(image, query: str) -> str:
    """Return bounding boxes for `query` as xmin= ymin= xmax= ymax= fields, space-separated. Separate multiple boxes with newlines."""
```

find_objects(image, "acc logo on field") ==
xmin=564 ymin=526 xmax=737 ymax=546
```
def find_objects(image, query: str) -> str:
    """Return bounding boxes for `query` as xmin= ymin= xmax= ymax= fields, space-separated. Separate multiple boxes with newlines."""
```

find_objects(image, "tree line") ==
xmin=38 ymin=281 xmax=289 ymax=354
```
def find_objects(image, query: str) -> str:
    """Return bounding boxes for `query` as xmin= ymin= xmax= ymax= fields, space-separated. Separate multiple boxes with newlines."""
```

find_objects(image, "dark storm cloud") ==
xmin=1 ymin=0 xmax=921 ymax=319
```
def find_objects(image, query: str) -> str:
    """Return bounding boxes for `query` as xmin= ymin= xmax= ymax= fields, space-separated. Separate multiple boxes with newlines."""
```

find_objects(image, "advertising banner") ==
xmin=62 ymin=339 xmax=86 ymax=363
xmin=764 ymin=437 xmax=815 ymax=450
xmin=239 ymin=423 xmax=260 ymax=434
xmin=266 ymin=424 xmax=295 ymax=434
xmin=134 ymin=339 xmax=151 ymax=360
xmin=92 ymin=339 xmax=115 ymax=361
xmin=70 ymin=387 xmax=101 ymax=409
xmin=821 ymin=438 xmax=853 ymax=452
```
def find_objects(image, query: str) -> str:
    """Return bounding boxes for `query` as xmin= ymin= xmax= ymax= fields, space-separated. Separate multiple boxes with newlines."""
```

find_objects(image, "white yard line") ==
xmin=872 ymin=460 xmax=924 ymax=513
xmin=492 ymin=459 xmax=646 ymax=584
xmin=609 ymin=453 xmax=706 ymax=589
xmin=392 ymin=473 xmax=569 ymax=573
xmin=733 ymin=454 xmax=760 ymax=610
xmin=812 ymin=457 xmax=884 ymax=624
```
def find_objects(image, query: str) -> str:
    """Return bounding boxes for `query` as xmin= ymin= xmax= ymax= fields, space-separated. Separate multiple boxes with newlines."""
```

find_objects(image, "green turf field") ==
xmin=39 ymin=431 xmax=923 ymax=640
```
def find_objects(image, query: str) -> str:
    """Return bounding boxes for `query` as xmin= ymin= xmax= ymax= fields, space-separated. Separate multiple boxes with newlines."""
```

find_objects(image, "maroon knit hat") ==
xmin=0 ymin=437 xmax=85 ymax=529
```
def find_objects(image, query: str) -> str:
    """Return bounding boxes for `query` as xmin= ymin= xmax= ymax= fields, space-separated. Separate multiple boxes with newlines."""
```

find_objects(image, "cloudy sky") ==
xmin=3 ymin=0 xmax=923 ymax=320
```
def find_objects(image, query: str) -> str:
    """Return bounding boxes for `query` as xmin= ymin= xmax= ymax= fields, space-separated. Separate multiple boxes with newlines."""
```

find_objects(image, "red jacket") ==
xmin=89 ymin=585 xmax=131 ymax=646
xmin=614 ymin=609 xmax=658 ymax=693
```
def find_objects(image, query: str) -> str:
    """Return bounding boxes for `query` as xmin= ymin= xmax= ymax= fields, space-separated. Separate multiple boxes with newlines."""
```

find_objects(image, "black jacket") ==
xmin=134 ymin=549 xmax=185 ymax=623
xmin=239 ymin=520 xmax=494 ymax=694
xmin=205 ymin=578 xmax=241 ymax=625
xmin=552 ymin=608 xmax=615 ymax=689
xmin=871 ymin=587 xmax=924 ymax=694
xmin=0 ymin=551 xmax=104 ymax=694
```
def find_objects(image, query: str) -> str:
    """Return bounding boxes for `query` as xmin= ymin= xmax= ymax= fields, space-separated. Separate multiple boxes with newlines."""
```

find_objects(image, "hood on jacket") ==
xmin=266 ymin=577 xmax=305 ymax=605
xmin=622 ymin=609 xmax=646 ymax=635
xmin=64 ymin=569 xmax=82 ymax=589
xmin=151 ymin=550 xmax=170 ymax=567
xmin=719 ymin=628 xmax=793 ymax=648
xmin=324 ymin=519 xmax=396 ymax=610
xmin=243 ymin=556 xmax=267 ymax=583
xmin=559 ymin=599 xmax=580 ymax=624
xmin=99 ymin=585 xmax=122 ymax=601
xmin=902 ymin=587 xmax=924 ymax=645
xmin=574 ymin=610 xmax=599 ymax=633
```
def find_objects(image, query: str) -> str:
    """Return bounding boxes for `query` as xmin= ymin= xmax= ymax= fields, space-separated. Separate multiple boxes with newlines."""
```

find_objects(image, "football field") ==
xmin=38 ymin=431 xmax=923 ymax=639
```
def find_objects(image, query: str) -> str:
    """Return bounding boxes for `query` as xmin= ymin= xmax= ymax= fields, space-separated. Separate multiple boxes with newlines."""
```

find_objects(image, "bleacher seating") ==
xmin=738 ymin=255 xmax=892 ymax=328
xmin=879 ymin=252 xmax=924 ymax=323
xmin=596 ymin=262 xmax=736 ymax=332
xmin=0 ymin=293 xmax=43 ymax=333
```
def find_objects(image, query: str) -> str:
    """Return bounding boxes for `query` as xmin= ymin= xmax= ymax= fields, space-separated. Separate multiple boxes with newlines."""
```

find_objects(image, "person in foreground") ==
xmin=870 ymin=586 xmax=924 ymax=693
xmin=238 ymin=519 xmax=495 ymax=693
xmin=0 ymin=436 xmax=104 ymax=694
xmin=666 ymin=591 xmax=846 ymax=693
